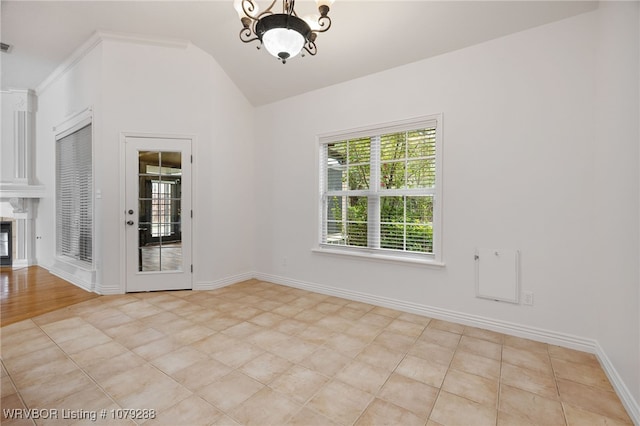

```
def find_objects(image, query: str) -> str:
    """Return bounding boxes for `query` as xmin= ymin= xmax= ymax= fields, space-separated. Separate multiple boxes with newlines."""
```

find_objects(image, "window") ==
xmin=151 ymin=180 xmax=174 ymax=237
xmin=319 ymin=115 xmax=442 ymax=263
xmin=56 ymin=123 xmax=93 ymax=265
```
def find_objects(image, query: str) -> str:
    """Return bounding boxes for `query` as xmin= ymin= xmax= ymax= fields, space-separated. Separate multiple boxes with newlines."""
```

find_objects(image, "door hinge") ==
xmin=190 ymin=155 xmax=193 ymax=163
xmin=190 ymin=210 xmax=193 ymax=218
xmin=190 ymin=264 xmax=193 ymax=273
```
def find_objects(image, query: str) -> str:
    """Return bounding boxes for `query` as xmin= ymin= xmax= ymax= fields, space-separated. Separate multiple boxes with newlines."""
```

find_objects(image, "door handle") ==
xmin=126 ymin=220 xmax=134 ymax=226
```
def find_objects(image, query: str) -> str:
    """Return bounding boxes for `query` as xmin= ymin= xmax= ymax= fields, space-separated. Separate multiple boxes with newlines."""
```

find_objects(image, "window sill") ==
xmin=311 ymin=246 xmax=445 ymax=268
xmin=55 ymin=255 xmax=94 ymax=271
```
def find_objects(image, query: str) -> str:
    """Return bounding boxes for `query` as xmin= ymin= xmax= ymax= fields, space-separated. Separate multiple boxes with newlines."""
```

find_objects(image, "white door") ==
xmin=125 ymin=136 xmax=192 ymax=292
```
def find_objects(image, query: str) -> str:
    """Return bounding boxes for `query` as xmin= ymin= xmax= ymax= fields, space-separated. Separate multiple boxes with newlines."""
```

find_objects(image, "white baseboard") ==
xmin=49 ymin=260 xmax=96 ymax=293
xmin=255 ymin=272 xmax=597 ymax=351
xmin=194 ymin=271 xmax=255 ymax=291
xmin=11 ymin=258 xmax=37 ymax=269
xmin=595 ymin=343 xmax=640 ymax=425
xmin=254 ymin=272 xmax=639 ymax=425
xmin=97 ymin=284 xmax=123 ymax=295
xmin=32 ymin=264 xmax=640 ymax=424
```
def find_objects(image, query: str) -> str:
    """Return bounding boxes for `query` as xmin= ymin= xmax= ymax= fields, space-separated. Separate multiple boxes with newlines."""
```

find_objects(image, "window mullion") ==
xmin=403 ymin=131 xmax=408 ymax=252
xmin=319 ymin=145 xmax=328 ymax=245
xmin=369 ymin=135 xmax=380 ymax=249
xmin=319 ymin=114 xmax=440 ymax=259
xmin=403 ymin=195 xmax=407 ymax=251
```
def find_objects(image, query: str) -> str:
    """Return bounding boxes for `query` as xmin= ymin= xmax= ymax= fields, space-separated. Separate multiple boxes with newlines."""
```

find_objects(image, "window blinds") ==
xmin=320 ymin=123 xmax=437 ymax=256
xmin=56 ymin=124 xmax=93 ymax=264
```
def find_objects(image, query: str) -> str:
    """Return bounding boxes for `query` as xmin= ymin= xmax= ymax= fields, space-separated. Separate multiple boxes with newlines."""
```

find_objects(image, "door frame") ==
xmin=119 ymin=132 xmax=196 ymax=294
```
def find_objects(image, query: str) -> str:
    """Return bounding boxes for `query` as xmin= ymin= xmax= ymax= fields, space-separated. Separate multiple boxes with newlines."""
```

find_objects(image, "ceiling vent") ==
xmin=1 ymin=43 xmax=11 ymax=53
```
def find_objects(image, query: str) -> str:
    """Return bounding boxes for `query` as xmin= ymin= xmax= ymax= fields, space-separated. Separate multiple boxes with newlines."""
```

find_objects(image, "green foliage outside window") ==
xmin=325 ymin=127 xmax=436 ymax=254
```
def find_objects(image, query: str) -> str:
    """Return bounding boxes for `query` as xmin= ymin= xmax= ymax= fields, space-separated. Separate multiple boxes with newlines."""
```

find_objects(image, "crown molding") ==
xmin=36 ymin=32 xmax=102 ymax=95
xmin=0 ymin=89 xmax=36 ymax=96
xmin=96 ymin=30 xmax=190 ymax=50
xmin=36 ymin=30 xmax=191 ymax=96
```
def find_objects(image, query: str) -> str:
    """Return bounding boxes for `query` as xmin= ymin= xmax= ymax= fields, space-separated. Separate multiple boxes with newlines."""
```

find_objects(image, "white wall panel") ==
xmin=35 ymin=34 xmax=255 ymax=294
xmin=475 ymin=248 xmax=519 ymax=304
xmin=254 ymin=6 xmax=639 ymax=410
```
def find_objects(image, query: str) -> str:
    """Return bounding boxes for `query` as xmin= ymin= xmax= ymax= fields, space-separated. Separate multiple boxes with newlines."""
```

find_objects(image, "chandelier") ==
xmin=234 ymin=0 xmax=334 ymax=64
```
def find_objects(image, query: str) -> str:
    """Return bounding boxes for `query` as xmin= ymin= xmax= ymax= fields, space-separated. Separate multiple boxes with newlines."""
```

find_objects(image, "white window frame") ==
xmin=151 ymin=179 xmax=175 ymax=237
xmin=315 ymin=114 xmax=444 ymax=266
xmin=54 ymin=109 xmax=94 ymax=270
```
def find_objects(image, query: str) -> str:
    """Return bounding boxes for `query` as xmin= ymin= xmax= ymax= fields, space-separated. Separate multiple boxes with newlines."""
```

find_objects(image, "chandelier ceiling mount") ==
xmin=235 ymin=0 xmax=334 ymax=64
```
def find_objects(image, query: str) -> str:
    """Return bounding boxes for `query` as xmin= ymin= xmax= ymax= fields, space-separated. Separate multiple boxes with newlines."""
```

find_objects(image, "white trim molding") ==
xmin=194 ymin=272 xmax=256 ymax=291
xmin=0 ymin=183 xmax=45 ymax=199
xmin=255 ymin=272 xmax=597 ymax=351
xmin=316 ymin=114 xmax=444 ymax=264
xmin=36 ymin=34 xmax=102 ymax=95
xmin=118 ymin=132 xmax=197 ymax=294
xmin=52 ymin=108 xmax=97 ymax=293
xmin=253 ymin=271 xmax=639 ymax=424
xmin=49 ymin=259 xmax=96 ymax=293
xmin=58 ymin=264 xmax=639 ymax=423
xmin=312 ymin=246 xmax=445 ymax=268
xmin=595 ymin=344 xmax=640 ymax=425
xmin=37 ymin=31 xmax=191 ymax=95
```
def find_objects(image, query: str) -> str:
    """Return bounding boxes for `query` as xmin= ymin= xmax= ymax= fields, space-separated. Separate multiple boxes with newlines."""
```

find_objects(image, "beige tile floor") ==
xmin=0 ymin=279 xmax=633 ymax=426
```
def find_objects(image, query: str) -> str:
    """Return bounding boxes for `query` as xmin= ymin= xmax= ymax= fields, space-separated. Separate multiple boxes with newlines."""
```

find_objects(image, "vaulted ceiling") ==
xmin=1 ymin=1 xmax=598 ymax=106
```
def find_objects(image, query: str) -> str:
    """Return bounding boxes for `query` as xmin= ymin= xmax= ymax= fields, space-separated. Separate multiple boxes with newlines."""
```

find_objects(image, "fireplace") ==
xmin=0 ymin=221 xmax=12 ymax=267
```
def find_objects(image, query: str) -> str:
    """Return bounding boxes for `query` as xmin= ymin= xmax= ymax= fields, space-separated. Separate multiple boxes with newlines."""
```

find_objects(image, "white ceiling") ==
xmin=1 ymin=0 xmax=597 ymax=106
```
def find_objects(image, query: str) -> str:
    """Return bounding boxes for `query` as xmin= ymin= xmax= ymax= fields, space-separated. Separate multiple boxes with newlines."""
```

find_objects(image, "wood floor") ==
xmin=0 ymin=266 xmax=100 ymax=327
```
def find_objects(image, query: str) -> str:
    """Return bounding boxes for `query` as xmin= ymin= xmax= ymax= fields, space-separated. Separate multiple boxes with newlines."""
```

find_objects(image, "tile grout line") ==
xmin=495 ymin=340 xmax=503 ymax=426
xmin=245 ymin=305 xmax=386 ymax=426
xmin=32 ymin=303 xmax=199 ymax=425
xmin=548 ymin=344 xmax=569 ymax=426
xmin=3 ymin=282 xmax=632 ymax=426
xmin=104 ymin=299 xmax=222 ymax=425
xmin=33 ymin=316 xmax=127 ymax=422
xmin=347 ymin=320 xmax=418 ymax=426
xmin=1 ymin=330 xmax=38 ymax=426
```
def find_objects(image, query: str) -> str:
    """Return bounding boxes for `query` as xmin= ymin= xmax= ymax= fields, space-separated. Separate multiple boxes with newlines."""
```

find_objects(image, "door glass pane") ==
xmin=138 ymin=151 xmax=182 ymax=272
xmin=139 ymin=151 xmax=160 ymax=174
xmin=140 ymin=247 xmax=160 ymax=272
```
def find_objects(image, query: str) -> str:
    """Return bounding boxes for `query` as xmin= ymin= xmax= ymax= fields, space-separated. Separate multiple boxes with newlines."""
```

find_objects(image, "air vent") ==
xmin=1 ymin=43 xmax=11 ymax=53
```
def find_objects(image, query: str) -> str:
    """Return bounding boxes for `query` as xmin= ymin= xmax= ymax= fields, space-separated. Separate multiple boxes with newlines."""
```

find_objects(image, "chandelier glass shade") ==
xmin=235 ymin=0 xmax=333 ymax=64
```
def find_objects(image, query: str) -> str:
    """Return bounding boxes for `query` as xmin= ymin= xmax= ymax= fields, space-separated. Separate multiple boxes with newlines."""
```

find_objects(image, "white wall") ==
xmin=29 ymin=2 xmax=639 ymax=416
xmin=98 ymin=38 xmax=255 ymax=292
xmin=254 ymin=4 xmax=639 ymax=411
xmin=35 ymin=35 xmax=255 ymax=293
xmin=594 ymin=1 xmax=640 ymax=407
xmin=35 ymin=42 xmax=103 ymax=271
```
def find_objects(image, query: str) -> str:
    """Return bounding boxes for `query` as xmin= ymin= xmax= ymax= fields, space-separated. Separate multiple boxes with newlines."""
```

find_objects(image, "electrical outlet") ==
xmin=523 ymin=291 xmax=534 ymax=306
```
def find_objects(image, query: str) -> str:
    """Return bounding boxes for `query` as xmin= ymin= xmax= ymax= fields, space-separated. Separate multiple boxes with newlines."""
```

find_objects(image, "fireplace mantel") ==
xmin=0 ymin=183 xmax=43 ymax=268
xmin=0 ymin=182 xmax=45 ymax=199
